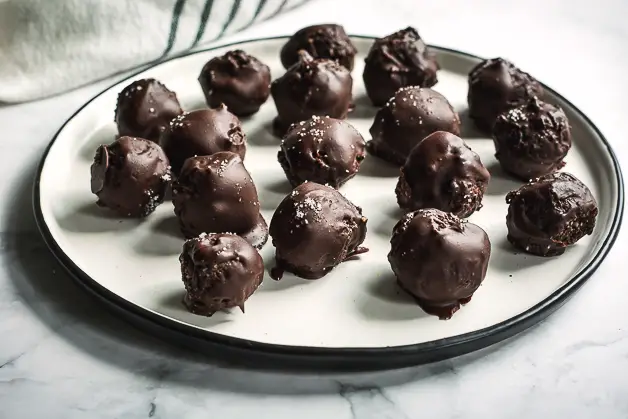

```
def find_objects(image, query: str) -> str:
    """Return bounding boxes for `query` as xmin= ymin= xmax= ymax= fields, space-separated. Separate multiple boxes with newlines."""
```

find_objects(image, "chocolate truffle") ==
xmin=388 ymin=209 xmax=491 ymax=319
xmin=160 ymin=106 xmax=247 ymax=175
xmin=363 ymin=27 xmax=439 ymax=106
xmin=396 ymin=131 xmax=490 ymax=218
xmin=492 ymin=97 xmax=571 ymax=181
xmin=270 ymin=51 xmax=353 ymax=137
xmin=180 ymin=232 xmax=264 ymax=316
xmin=278 ymin=116 xmax=366 ymax=188
xmin=269 ymin=182 xmax=368 ymax=280
xmin=280 ymin=24 xmax=357 ymax=71
xmin=467 ymin=57 xmax=544 ymax=133
xmin=115 ymin=78 xmax=183 ymax=142
xmin=172 ymin=152 xmax=268 ymax=248
xmin=198 ymin=50 xmax=271 ymax=117
xmin=90 ymin=136 xmax=171 ymax=217
xmin=368 ymin=86 xmax=460 ymax=165
xmin=505 ymin=172 xmax=598 ymax=257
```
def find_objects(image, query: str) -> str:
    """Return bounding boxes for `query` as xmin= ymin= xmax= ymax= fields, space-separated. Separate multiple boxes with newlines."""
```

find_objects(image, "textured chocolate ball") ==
xmin=280 ymin=24 xmax=357 ymax=71
xmin=368 ymin=86 xmax=460 ymax=165
xmin=396 ymin=131 xmax=490 ymax=218
xmin=198 ymin=49 xmax=271 ymax=117
xmin=160 ymin=106 xmax=247 ymax=175
xmin=467 ymin=57 xmax=544 ymax=133
xmin=180 ymin=232 xmax=264 ymax=317
xmin=388 ymin=209 xmax=491 ymax=319
xmin=505 ymin=172 xmax=598 ymax=257
xmin=363 ymin=27 xmax=439 ymax=106
xmin=270 ymin=51 xmax=353 ymax=137
xmin=278 ymin=116 xmax=366 ymax=188
xmin=114 ymin=78 xmax=183 ymax=143
xmin=269 ymin=182 xmax=368 ymax=280
xmin=492 ymin=97 xmax=571 ymax=181
xmin=90 ymin=136 xmax=171 ymax=217
xmin=172 ymin=152 xmax=268 ymax=248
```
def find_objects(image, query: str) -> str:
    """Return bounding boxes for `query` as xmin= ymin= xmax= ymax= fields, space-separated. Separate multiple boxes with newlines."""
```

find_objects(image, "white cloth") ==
xmin=0 ymin=0 xmax=309 ymax=102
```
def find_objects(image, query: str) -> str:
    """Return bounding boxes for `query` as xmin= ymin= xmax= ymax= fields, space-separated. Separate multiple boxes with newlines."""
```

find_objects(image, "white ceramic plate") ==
xmin=34 ymin=37 xmax=624 ymax=368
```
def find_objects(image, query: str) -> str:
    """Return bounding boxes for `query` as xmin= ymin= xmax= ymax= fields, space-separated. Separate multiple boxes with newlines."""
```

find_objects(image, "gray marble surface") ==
xmin=2 ymin=0 xmax=628 ymax=417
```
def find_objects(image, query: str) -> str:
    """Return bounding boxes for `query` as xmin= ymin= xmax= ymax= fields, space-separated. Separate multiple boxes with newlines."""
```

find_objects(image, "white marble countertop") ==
xmin=2 ymin=0 xmax=628 ymax=417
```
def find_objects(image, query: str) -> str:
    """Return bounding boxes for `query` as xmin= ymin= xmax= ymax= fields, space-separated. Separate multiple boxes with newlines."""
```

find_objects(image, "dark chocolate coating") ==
xmin=505 ymin=172 xmax=598 ymax=257
xmin=269 ymin=182 xmax=368 ymax=280
xmin=90 ymin=136 xmax=171 ymax=217
xmin=388 ymin=209 xmax=491 ymax=319
xmin=368 ymin=86 xmax=460 ymax=165
xmin=270 ymin=51 xmax=353 ymax=137
xmin=278 ymin=116 xmax=366 ymax=188
xmin=172 ymin=152 xmax=268 ymax=248
xmin=492 ymin=97 xmax=571 ymax=181
xmin=467 ymin=57 xmax=544 ymax=133
xmin=115 ymin=78 xmax=183 ymax=143
xmin=198 ymin=49 xmax=271 ymax=117
xmin=160 ymin=106 xmax=247 ymax=175
xmin=396 ymin=131 xmax=490 ymax=218
xmin=180 ymin=233 xmax=264 ymax=316
xmin=280 ymin=24 xmax=357 ymax=71
xmin=363 ymin=27 xmax=439 ymax=106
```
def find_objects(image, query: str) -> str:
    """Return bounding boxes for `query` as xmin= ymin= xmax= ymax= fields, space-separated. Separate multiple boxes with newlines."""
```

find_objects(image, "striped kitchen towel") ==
xmin=0 ymin=0 xmax=310 ymax=102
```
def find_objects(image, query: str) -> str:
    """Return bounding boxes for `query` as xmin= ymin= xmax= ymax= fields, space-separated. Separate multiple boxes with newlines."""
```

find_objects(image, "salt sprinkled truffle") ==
xmin=180 ymin=232 xmax=264 ymax=317
xmin=505 ymin=172 xmax=598 ymax=257
xmin=280 ymin=24 xmax=357 ymax=71
xmin=270 ymin=51 xmax=353 ymax=137
xmin=198 ymin=49 xmax=271 ymax=117
xmin=363 ymin=27 xmax=439 ymax=106
xmin=90 ymin=136 xmax=171 ymax=217
xmin=396 ymin=131 xmax=490 ymax=218
xmin=269 ymin=182 xmax=368 ymax=280
xmin=278 ymin=116 xmax=366 ymax=188
xmin=467 ymin=57 xmax=544 ymax=133
xmin=368 ymin=86 xmax=460 ymax=166
xmin=160 ymin=106 xmax=247 ymax=175
xmin=388 ymin=208 xmax=491 ymax=319
xmin=115 ymin=78 xmax=183 ymax=143
xmin=492 ymin=97 xmax=571 ymax=181
xmin=172 ymin=152 xmax=268 ymax=249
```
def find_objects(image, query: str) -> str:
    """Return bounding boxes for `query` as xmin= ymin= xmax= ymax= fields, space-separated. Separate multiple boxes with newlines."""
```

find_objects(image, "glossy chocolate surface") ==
xmin=280 ymin=24 xmax=357 ymax=71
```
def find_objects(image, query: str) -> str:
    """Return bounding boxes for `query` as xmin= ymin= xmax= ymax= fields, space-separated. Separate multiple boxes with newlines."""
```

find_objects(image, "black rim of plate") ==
xmin=32 ymin=36 xmax=625 ymax=369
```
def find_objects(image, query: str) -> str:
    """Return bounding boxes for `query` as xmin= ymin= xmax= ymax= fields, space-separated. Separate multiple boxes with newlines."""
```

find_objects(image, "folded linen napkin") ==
xmin=0 ymin=0 xmax=309 ymax=102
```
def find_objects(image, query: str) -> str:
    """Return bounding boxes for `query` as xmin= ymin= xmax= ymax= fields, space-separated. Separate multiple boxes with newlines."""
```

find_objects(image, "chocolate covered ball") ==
xmin=467 ymin=57 xmax=544 ymax=133
xmin=278 ymin=116 xmax=366 ymax=188
xmin=115 ymin=78 xmax=183 ymax=142
xmin=492 ymin=97 xmax=571 ymax=181
xmin=198 ymin=50 xmax=271 ymax=117
xmin=269 ymin=182 xmax=368 ymax=280
xmin=160 ymin=106 xmax=247 ymax=175
xmin=368 ymin=86 xmax=460 ymax=165
xmin=396 ymin=131 xmax=490 ymax=218
xmin=363 ymin=27 xmax=439 ymax=106
xmin=172 ymin=152 xmax=268 ymax=248
xmin=280 ymin=24 xmax=357 ymax=71
xmin=388 ymin=209 xmax=491 ymax=319
xmin=180 ymin=232 xmax=264 ymax=316
xmin=270 ymin=51 xmax=353 ymax=137
xmin=90 ymin=136 xmax=171 ymax=217
xmin=505 ymin=172 xmax=598 ymax=257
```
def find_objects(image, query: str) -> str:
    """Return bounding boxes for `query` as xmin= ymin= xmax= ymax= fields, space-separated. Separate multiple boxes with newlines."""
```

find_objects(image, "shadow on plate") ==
xmin=56 ymin=201 xmax=141 ymax=233
xmin=489 ymin=236 xmax=553 ymax=272
xmin=357 ymin=155 xmax=401 ymax=178
xmin=457 ymin=108 xmax=487 ymax=140
xmin=357 ymin=273 xmax=429 ymax=321
xmin=134 ymin=220 xmax=183 ymax=256
xmin=486 ymin=162 xmax=522 ymax=196
xmin=79 ymin=124 xmax=118 ymax=161
xmin=156 ymin=289 xmax=234 ymax=329
xmin=257 ymin=271 xmax=311 ymax=292
xmin=259 ymin=179 xmax=291 ymax=211
xmin=247 ymin=120 xmax=280 ymax=146
xmin=348 ymin=94 xmax=379 ymax=120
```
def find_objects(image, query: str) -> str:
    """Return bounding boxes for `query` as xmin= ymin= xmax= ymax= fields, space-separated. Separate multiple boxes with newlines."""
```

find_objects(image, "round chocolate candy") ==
xmin=115 ymin=78 xmax=183 ymax=143
xmin=278 ymin=116 xmax=366 ymax=188
xmin=368 ymin=86 xmax=460 ymax=165
xmin=269 ymin=182 xmax=368 ymax=280
xmin=280 ymin=24 xmax=357 ymax=71
xmin=180 ymin=232 xmax=264 ymax=317
xmin=198 ymin=49 xmax=271 ymax=117
xmin=505 ymin=172 xmax=598 ymax=257
xmin=388 ymin=208 xmax=491 ymax=319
